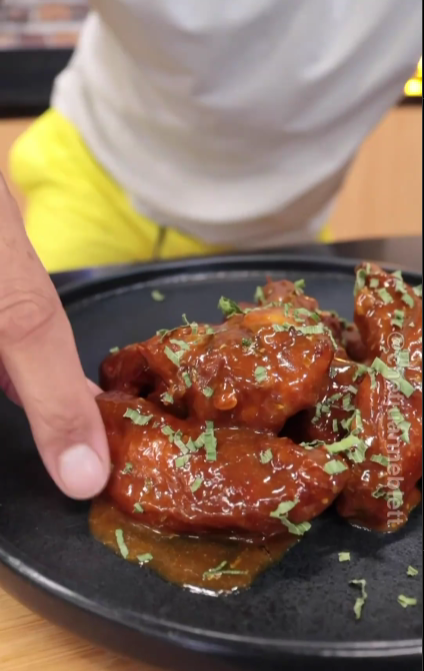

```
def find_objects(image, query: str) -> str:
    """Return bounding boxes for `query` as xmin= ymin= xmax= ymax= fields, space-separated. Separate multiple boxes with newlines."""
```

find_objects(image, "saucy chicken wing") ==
xmin=97 ymin=392 xmax=349 ymax=538
xmin=138 ymin=304 xmax=335 ymax=432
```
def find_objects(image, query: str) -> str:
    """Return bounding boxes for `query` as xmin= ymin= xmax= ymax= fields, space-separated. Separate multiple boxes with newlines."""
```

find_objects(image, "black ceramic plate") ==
xmin=0 ymin=255 xmax=422 ymax=671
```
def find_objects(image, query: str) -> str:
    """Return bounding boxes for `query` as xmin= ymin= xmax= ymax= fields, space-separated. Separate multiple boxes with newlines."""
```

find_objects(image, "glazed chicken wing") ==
xmin=97 ymin=393 xmax=349 ymax=538
xmin=137 ymin=304 xmax=335 ymax=432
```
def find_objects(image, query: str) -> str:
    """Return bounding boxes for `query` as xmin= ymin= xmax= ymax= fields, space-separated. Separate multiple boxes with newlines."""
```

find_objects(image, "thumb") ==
xmin=0 ymin=176 xmax=110 ymax=499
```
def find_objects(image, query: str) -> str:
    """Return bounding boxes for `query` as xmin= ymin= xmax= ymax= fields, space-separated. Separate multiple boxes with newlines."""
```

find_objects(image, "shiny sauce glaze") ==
xmin=90 ymin=497 xmax=297 ymax=594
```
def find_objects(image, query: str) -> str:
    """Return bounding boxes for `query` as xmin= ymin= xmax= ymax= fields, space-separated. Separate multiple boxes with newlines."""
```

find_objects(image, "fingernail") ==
xmin=58 ymin=444 xmax=108 ymax=499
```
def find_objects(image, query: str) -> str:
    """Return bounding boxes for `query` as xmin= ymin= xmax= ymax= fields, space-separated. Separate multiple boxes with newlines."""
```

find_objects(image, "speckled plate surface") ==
xmin=0 ymin=255 xmax=422 ymax=671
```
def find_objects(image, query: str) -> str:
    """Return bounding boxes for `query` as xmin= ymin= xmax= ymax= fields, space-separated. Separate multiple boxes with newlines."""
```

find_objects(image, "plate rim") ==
xmin=1 ymin=252 xmax=422 ymax=661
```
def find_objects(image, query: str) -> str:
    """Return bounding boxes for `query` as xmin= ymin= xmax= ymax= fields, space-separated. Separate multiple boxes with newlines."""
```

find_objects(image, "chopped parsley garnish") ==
xmin=413 ymin=284 xmax=422 ymax=298
xmin=218 ymin=296 xmax=244 ymax=318
xmin=270 ymin=500 xmax=311 ymax=536
xmin=161 ymin=392 xmax=174 ymax=405
xmin=115 ymin=529 xmax=129 ymax=559
xmin=354 ymin=268 xmax=367 ymax=295
xmin=190 ymin=476 xmax=204 ymax=493
xmin=353 ymin=363 xmax=370 ymax=381
xmin=370 ymin=454 xmax=390 ymax=467
xmin=133 ymin=503 xmax=144 ymax=513
xmin=259 ymin=449 xmax=273 ymax=464
xmin=273 ymin=323 xmax=286 ymax=333
xmin=164 ymin=346 xmax=184 ymax=367
xmin=369 ymin=278 xmax=379 ymax=289
xmin=137 ymin=553 xmax=153 ymax=565
xmin=326 ymin=434 xmax=367 ymax=464
xmin=173 ymin=430 xmax=189 ymax=454
xmin=391 ymin=309 xmax=405 ymax=329
xmin=350 ymin=579 xmax=368 ymax=620
xmin=202 ymin=386 xmax=214 ymax=398
xmin=122 ymin=462 xmax=133 ymax=475
xmin=151 ymin=290 xmax=165 ymax=302
xmin=389 ymin=407 xmax=411 ymax=442
xmin=203 ymin=560 xmax=248 ymax=580
xmin=109 ymin=346 xmax=120 ymax=354
xmin=254 ymin=286 xmax=266 ymax=304
xmin=377 ymin=288 xmax=393 ymax=304
xmin=161 ymin=425 xmax=175 ymax=440
xmin=323 ymin=459 xmax=348 ymax=475
xmin=407 ymin=566 xmax=419 ymax=577
xmin=182 ymin=372 xmax=192 ymax=388
xmin=332 ymin=419 xmax=338 ymax=433
xmin=175 ymin=454 xmax=190 ymax=468
xmin=371 ymin=358 xmax=415 ymax=397
xmin=372 ymin=485 xmax=388 ymax=499
xmin=123 ymin=408 xmax=153 ymax=426
xmin=242 ymin=337 xmax=253 ymax=347
xmin=401 ymin=293 xmax=415 ymax=308
xmin=398 ymin=595 xmax=418 ymax=608
xmin=182 ymin=313 xmax=199 ymax=334
xmin=255 ymin=366 xmax=268 ymax=383
xmin=372 ymin=486 xmax=403 ymax=505
xmin=392 ymin=270 xmax=403 ymax=280
xmin=157 ymin=328 xmax=170 ymax=339
xmin=270 ymin=500 xmax=298 ymax=517
xmin=339 ymin=552 xmax=351 ymax=562
xmin=294 ymin=279 xmax=306 ymax=293
xmin=391 ymin=489 xmax=404 ymax=507
xmin=342 ymin=394 xmax=355 ymax=412
xmin=347 ymin=385 xmax=358 ymax=395
xmin=396 ymin=350 xmax=410 ymax=368
xmin=204 ymin=421 xmax=217 ymax=461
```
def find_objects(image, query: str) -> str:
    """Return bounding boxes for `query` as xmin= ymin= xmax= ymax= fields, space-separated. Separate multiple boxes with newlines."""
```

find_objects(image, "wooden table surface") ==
xmin=0 ymin=105 xmax=421 ymax=670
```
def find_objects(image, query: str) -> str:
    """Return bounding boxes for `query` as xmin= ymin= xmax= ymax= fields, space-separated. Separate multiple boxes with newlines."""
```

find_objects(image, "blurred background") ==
xmin=0 ymin=0 xmax=422 ymax=244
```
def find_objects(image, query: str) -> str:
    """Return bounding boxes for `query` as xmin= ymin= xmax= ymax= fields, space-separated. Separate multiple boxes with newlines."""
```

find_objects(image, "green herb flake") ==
xmin=204 ymin=421 xmax=217 ymax=461
xmin=156 ymin=328 xmax=170 ymax=339
xmin=371 ymin=358 xmax=415 ymax=398
xmin=218 ymin=296 xmax=244 ymax=318
xmin=323 ymin=459 xmax=348 ymax=475
xmin=254 ymin=286 xmax=266 ymax=304
xmin=372 ymin=485 xmax=388 ymax=500
xmin=122 ymin=462 xmax=133 ymax=475
xmin=270 ymin=500 xmax=298 ymax=517
xmin=327 ymin=392 xmax=343 ymax=404
xmin=353 ymin=363 xmax=370 ymax=381
xmin=326 ymin=434 xmax=368 ymax=464
xmin=391 ymin=489 xmax=404 ymax=507
xmin=392 ymin=270 xmax=403 ymax=280
xmin=115 ymin=529 xmax=129 ymax=559
xmin=294 ymin=279 xmax=306 ymax=294
xmin=151 ymin=290 xmax=165 ymax=302
xmin=269 ymin=500 xmax=312 ymax=536
xmin=413 ymin=284 xmax=422 ymax=298
xmin=254 ymin=366 xmax=268 ymax=384
xmin=397 ymin=350 xmax=410 ymax=368
xmin=161 ymin=425 xmax=175 ymax=442
xmin=391 ymin=309 xmax=405 ymax=329
xmin=354 ymin=268 xmax=367 ymax=296
xmin=123 ymin=408 xmax=153 ymax=426
xmin=175 ymin=454 xmax=190 ymax=468
xmin=259 ymin=449 xmax=273 ymax=464
xmin=182 ymin=313 xmax=199 ymax=335
xmin=164 ymin=346 xmax=184 ymax=367
xmin=332 ymin=419 xmax=339 ymax=433
xmin=133 ymin=503 xmax=144 ymax=513
xmin=401 ymin=293 xmax=415 ymax=308
xmin=339 ymin=552 xmax=351 ymax=563
xmin=109 ymin=346 xmax=120 ymax=354
xmin=161 ymin=392 xmax=174 ymax=405
xmin=137 ymin=553 xmax=153 ymax=565
xmin=407 ymin=566 xmax=419 ymax=577
xmin=398 ymin=595 xmax=418 ymax=608
xmin=370 ymin=454 xmax=390 ymax=467
xmin=369 ymin=278 xmax=380 ymax=289
xmin=377 ymin=288 xmax=394 ymax=304
xmin=182 ymin=371 xmax=192 ymax=388
xmin=389 ymin=407 xmax=411 ymax=443
xmin=190 ymin=476 xmax=204 ymax=493
xmin=350 ymin=579 xmax=368 ymax=620
xmin=242 ymin=337 xmax=253 ymax=347
xmin=202 ymin=386 xmax=214 ymax=398
xmin=342 ymin=394 xmax=354 ymax=411
xmin=169 ymin=339 xmax=191 ymax=351
xmin=203 ymin=560 xmax=248 ymax=581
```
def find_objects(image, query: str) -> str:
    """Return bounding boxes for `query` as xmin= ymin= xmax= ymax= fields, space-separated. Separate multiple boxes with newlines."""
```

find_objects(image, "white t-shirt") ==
xmin=52 ymin=0 xmax=421 ymax=248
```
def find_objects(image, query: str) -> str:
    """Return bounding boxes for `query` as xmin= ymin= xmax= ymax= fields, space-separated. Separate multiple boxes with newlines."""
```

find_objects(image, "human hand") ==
xmin=0 ymin=175 xmax=110 ymax=499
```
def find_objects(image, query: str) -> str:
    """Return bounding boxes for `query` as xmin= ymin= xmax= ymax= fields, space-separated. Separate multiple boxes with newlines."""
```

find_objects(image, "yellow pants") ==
xmin=9 ymin=110 xmax=332 ymax=273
